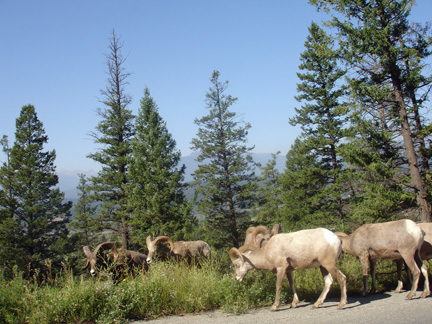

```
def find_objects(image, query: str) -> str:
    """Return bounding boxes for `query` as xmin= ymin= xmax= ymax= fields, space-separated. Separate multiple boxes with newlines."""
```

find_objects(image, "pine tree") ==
xmin=87 ymin=30 xmax=135 ymax=248
xmin=0 ymin=105 xmax=71 ymax=274
xmin=253 ymin=152 xmax=282 ymax=227
xmin=128 ymin=87 xmax=193 ymax=244
xmin=310 ymin=0 xmax=432 ymax=222
xmin=191 ymin=70 xmax=257 ymax=248
xmin=281 ymin=22 xmax=348 ymax=227
xmin=69 ymin=174 xmax=99 ymax=246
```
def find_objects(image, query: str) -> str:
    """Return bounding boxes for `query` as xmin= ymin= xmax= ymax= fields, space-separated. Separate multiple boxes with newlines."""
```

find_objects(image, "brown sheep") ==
xmin=335 ymin=219 xmax=430 ymax=299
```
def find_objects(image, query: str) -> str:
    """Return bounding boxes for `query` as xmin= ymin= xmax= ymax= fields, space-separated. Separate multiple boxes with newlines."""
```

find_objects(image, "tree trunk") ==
xmin=392 ymin=80 xmax=431 ymax=222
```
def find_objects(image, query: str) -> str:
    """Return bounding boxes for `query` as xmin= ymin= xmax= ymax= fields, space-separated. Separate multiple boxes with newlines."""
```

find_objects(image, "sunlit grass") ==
xmin=1 ymin=252 xmax=430 ymax=324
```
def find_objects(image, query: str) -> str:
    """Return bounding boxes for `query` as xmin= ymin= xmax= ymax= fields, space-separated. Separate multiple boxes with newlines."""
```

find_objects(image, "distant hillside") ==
xmin=58 ymin=152 xmax=286 ymax=201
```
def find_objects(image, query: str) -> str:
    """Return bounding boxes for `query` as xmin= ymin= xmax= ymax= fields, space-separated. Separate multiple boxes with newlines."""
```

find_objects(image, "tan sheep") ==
xmin=145 ymin=235 xmax=211 ymax=264
xmin=230 ymin=227 xmax=347 ymax=310
xmin=335 ymin=219 xmax=430 ymax=299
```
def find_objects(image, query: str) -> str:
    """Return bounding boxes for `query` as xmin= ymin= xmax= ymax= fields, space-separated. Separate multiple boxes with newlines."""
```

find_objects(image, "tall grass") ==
xmin=1 ymin=252 xmax=430 ymax=324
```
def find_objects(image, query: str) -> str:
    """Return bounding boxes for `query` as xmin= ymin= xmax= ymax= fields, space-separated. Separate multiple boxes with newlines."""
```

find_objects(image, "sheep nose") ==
xmin=236 ymin=276 xmax=243 ymax=282
xmin=146 ymin=258 xmax=152 ymax=263
xmin=90 ymin=270 xmax=96 ymax=276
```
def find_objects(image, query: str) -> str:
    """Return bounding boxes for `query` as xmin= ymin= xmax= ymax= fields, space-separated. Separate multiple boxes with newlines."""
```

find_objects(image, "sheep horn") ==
xmin=154 ymin=236 xmax=175 ymax=252
xmin=252 ymin=226 xmax=270 ymax=247
xmin=93 ymin=242 xmax=115 ymax=257
xmin=229 ymin=247 xmax=244 ymax=264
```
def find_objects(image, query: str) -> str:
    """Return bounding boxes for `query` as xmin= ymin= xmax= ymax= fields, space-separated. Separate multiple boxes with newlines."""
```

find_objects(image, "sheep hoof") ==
xmin=406 ymin=292 xmax=415 ymax=300
xmin=420 ymin=291 xmax=430 ymax=298
xmin=271 ymin=305 xmax=278 ymax=311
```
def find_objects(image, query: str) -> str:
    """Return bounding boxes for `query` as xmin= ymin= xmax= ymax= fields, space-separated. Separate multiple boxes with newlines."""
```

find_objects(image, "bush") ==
xmin=1 ymin=252 xmax=430 ymax=323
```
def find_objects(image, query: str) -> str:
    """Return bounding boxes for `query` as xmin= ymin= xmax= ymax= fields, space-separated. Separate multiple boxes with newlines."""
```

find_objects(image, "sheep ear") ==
xmin=146 ymin=235 xmax=152 ymax=246
xmin=271 ymin=224 xmax=281 ymax=235
xmin=229 ymin=248 xmax=244 ymax=264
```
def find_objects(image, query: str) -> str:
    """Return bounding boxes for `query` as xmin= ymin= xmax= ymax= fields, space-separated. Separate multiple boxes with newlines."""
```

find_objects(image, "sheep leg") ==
xmin=395 ymin=259 xmax=404 ymax=293
xmin=313 ymin=266 xmax=333 ymax=309
xmin=370 ymin=259 xmax=377 ymax=294
xmin=359 ymin=252 xmax=370 ymax=296
xmin=286 ymin=270 xmax=299 ymax=308
xmin=400 ymin=251 xmax=420 ymax=300
xmin=272 ymin=267 xmax=286 ymax=311
xmin=414 ymin=251 xmax=430 ymax=298
xmin=327 ymin=267 xmax=347 ymax=309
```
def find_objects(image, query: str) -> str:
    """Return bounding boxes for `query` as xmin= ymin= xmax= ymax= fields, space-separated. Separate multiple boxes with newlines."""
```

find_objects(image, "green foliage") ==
xmin=69 ymin=174 xmax=99 ymax=246
xmin=253 ymin=152 xmax=282 ymax=226
xmin=2 ymin=252 xmax=425 ymax=323
xmin=0 ymin=105 xmax=72 ymax=276
xmin=128 ymin=87 xmax=194 ymax=243
xmin=191 ymin=70 xmax=257 ymax=248
xmin=87 ymin=30 xmax=135 ymax=248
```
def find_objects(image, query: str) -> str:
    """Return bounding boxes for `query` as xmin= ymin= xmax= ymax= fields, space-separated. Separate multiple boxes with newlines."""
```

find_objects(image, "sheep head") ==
xmin=146 ymin=235 xmax=174 ymax=263
xmin=229 ymin=245 xmax=256 ymax=282
xmin=82 ymin=242 xmax=115 ymax=276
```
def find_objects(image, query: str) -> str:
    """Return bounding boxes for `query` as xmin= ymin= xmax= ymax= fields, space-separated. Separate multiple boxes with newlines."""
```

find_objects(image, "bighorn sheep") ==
xmin=244 ymin=224 xmax=281 ymax=248
xmin=145 ymin=235 xmax=211 ymax=264
xmin=229 ymin=227 xmax=347 ymax=310
xmin=335 ymin=219 xmax=430 ymax=299
xmin=82 ymin=242 xmax=148 ymax=276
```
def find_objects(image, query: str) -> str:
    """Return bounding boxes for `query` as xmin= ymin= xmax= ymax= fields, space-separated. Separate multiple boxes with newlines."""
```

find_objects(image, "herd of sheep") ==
xmin=83 ymin=219 xmax=432 ymax=310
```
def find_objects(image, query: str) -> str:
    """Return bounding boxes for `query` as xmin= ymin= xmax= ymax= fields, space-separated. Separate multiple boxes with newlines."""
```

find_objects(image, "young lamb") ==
xmin=335 ymin=219 xmax=430 ymax=299
xmin=145 ymin=235 xmax=211 ymax=264
xmin=230 ymin=227 xmax=347 ymax=310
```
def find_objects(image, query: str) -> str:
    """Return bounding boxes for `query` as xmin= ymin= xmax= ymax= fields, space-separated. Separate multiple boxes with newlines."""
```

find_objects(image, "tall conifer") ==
xmin=128 ymin=88 xmax=193 ymax=243
xmin=191 ymin=70 xmax=257 ymax=248
xmin=0 ymin=105 xmax=71 ymax=274
xmin=87 ymin=30 xmax=135 ymax=248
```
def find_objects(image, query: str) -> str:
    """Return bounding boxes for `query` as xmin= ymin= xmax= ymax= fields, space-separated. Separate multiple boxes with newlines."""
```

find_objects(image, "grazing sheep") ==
xmin=229 ymin=227 xmax=347 ymax=310
xmin=82 ymin=242 xmax=148 ymax=277
xmin=335 ymin=219 xmax=430 ymax=299
xmin=145 ymin=235 xmax=211 ymax=264
xmin=244 ymin=224 xmax=281 ymax=248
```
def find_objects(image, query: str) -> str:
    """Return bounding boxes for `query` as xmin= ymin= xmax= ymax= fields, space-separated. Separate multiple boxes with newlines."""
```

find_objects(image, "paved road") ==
xmin=131 ymin=291 xmax=432 ymax=324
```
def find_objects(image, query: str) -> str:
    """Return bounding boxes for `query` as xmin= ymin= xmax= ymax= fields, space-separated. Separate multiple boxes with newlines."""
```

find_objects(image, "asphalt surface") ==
xmin=130 ymin=291 xmax=432 ymax=324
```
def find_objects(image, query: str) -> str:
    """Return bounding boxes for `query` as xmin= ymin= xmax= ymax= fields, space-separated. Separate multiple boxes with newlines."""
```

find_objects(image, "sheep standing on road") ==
xmin=229 ymin=227 xmax=347 ymax=310
xmin=335 ymin=219 xmax=430 ymax=299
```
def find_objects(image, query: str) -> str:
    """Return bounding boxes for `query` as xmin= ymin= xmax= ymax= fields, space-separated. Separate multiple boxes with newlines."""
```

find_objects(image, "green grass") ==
xmin=1 ymin=253 xmax=431 ymax=324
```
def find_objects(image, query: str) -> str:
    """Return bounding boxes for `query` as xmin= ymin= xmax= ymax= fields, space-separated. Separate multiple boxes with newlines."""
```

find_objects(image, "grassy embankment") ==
xmin=1 ymin=252 xmax=428 ymax=324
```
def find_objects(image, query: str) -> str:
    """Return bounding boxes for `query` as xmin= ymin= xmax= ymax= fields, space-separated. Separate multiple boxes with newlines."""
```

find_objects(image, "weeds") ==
xmin=1 ymin=253 xmax=430 ymax=324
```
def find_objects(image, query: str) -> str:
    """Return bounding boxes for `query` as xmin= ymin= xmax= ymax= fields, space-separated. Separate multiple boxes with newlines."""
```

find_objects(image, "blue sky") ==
xmin=1 ymin=0 xmax=432 ymax=173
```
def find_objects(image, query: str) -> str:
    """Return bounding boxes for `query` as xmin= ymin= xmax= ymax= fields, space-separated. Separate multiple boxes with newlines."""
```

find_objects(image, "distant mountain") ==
xmin=58 ymin=152 xmax=286 ymax=201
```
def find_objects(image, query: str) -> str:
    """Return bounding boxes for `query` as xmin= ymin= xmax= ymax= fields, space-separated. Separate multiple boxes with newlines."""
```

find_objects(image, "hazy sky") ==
xmin=1 ymin=0 xmax=431 ymax=173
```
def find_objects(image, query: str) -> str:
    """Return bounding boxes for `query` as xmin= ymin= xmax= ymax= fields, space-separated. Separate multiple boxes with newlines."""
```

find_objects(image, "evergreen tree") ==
xmin=69 ymin=174 xmax=99 ymax=246
xmin=87 ymin=30 xmax=135 ymax=249
xmin=0 ymin=105 xmax=71 ymax=275
xmin=311 ymin=0 xmax=432 ymax=222
xmin=253 ymin=152 xmax=282 ymax=227
xmin=191 ymin=70 xmax=257 ymax=248
xmin=281 ymin=22 xmax=348 ymax=227
xmin=128 ymin=88 xmax=193 ymax=244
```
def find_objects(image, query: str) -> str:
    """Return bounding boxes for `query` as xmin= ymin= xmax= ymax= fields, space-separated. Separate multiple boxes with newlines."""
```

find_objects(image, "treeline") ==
xmin=1 ymin=0 xmax=432 ymax=278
